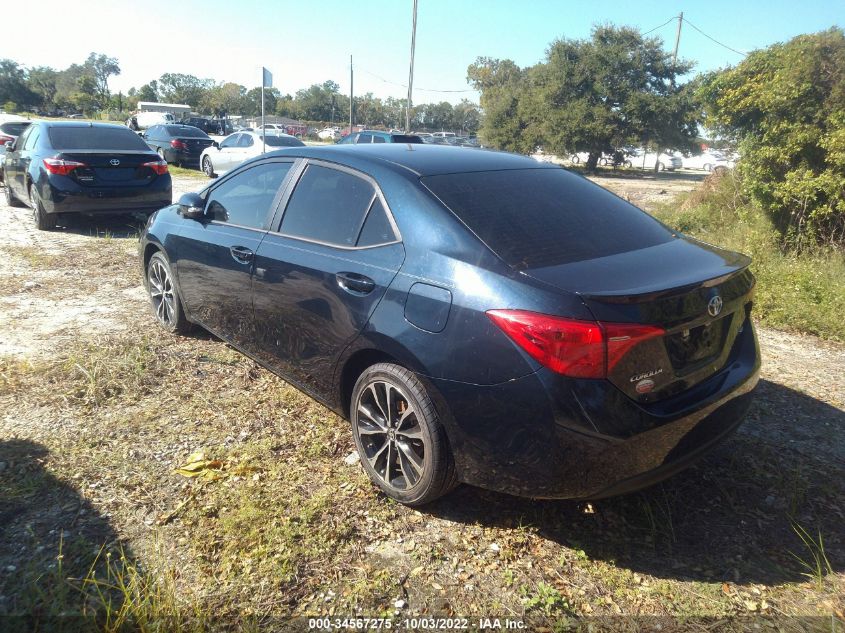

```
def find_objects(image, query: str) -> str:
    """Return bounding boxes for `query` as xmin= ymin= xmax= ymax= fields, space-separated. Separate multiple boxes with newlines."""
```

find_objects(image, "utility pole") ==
xmin=672 ymin=12 xmax=684 ymax=67
xmin=406 ymin=0 xmax=418 ymax=133
xmin=349 ymin=55 xmax=354 ymax=134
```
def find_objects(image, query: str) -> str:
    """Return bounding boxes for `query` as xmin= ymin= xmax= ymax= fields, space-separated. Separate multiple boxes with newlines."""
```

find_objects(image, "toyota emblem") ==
xmin=109 ymin=159 xmax=120 ymax=166
xmin=707 ymin=295 xmax=723 ymax=317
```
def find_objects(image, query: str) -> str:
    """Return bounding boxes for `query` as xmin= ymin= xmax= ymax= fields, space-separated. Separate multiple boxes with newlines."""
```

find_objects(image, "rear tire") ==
xmin=146 ymin=252 xmax=190 ymax=334
xmin=30 ymin=185 xmax=56 ymax=230
xmin=351 ymin=363 xmax=457 ymax=506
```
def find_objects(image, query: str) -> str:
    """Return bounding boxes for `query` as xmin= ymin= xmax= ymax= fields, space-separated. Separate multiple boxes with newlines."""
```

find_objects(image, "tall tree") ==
xmin=0 ymin=59 xmax=37 ymax=109
xmin=467 ymin=57 xmax=529 ymax=151
xmin=136 ymin=81 xmax=158 ymax=102
xmin=27 ymin=66 xmax=58 ymax=109
xmin=158 ymin=73 xmax=213 ymax=107
xmin=84 ymin=53 xmax=120 ymax=106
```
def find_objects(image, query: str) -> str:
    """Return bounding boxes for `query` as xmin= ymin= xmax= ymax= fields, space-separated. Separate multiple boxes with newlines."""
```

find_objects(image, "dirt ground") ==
xmin=0 ymin=170 xmax=843 ymax=630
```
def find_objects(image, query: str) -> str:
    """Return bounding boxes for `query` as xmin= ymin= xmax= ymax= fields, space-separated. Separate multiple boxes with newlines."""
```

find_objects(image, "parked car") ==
xmin=0 ymin=114 xmax=31 ymax=184
xmin=142 ymin=124 xmax=215 ymax=167
xmin=179 ymin=116 xmax=230 ymax=136
xmin=683 ymin=150 xmax=733 ymax=172
xmin=4 ymin=122 xmax=171 ymax=230
xmin=337 ymin=130 xmax=424 ymax=144
xmin=629 ymin=149 xmax=683 ymax=171
xmin=200 ymin=131 xmax=304 ymax=178
xmin=139 ymin=144 xmax=760 ymax=505
xmin=317 ymin=127 xmax=341 ymax=141
xmin=421 ymin=135 xmax=450 ymax=145
xmin=431 ymin=131 xmax=456 ymax=138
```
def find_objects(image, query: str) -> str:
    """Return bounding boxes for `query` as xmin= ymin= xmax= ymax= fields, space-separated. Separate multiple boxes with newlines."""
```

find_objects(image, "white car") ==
xmin=629 ymin=150 xmax=683 ymax=171
xmin=127 ymin=111 xmax=176 ymax=130
xmin=684 ymin=151 xmax=733 ymax=172
xmin=199 ymin=131 xmax=305 ymax=178
xmin=317 ymin=127 xmax=340 ymax=141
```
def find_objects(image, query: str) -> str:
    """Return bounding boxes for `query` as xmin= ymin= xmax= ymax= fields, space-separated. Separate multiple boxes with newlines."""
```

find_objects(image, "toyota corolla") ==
xmin=138 ymin=144 xmax=760 ymax=505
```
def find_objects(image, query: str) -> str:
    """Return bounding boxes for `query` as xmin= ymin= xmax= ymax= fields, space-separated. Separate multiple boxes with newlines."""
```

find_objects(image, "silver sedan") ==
xmin=200 ymin=131 xmax=304 ymax=178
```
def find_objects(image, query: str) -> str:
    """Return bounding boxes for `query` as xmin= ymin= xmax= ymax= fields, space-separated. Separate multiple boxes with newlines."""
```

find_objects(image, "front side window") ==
xmin=220 ymin=134 xmax=240 ymax=149
xmin=238 ymin=134 xmax=254 ymax=148
xmin=280 ymin=164 xmax=377 ymax=246
xmin=205 ymin=162 xmax=293 ymax=229
xmin=358 ymin=133 xmax=373 ymax=144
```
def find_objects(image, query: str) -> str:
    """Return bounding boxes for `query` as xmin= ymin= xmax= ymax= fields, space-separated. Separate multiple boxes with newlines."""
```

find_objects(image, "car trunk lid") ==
xmin=522 ymin=237 xmax=755 ymax=402
xmin=58 ymin=151 xmax=162 ymax=186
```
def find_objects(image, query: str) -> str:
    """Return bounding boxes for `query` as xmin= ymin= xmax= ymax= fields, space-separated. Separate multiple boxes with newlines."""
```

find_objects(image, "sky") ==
xmin=6 ymin=0 xmax=843 ymax=105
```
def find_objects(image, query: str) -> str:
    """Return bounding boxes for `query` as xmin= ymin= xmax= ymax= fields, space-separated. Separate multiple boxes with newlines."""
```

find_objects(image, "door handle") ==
xmin=336 ymin=272 xmax=375 ymax=295
xmin=229 ymin=245 xmax=254 ymax=264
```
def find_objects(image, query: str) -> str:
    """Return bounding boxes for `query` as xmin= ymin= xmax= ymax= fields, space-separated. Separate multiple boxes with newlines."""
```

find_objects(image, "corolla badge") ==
xmin=708 ymin=295 xmax=723 ymax=317
xmin=109 ymin=159 xmax=121 ymax=166
xmin=630 ymin=368 xmax=662 ymax=383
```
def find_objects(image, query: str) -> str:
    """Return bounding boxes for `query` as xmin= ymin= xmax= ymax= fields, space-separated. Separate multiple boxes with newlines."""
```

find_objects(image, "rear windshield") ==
xmin=164 ymin=126 xmax=209 ymax=138
xmin=422 ymin=168 xmax=674 ymax=268
xmin=0 ymin=122 xmax=30 ymax=136
xmin=263 ymin=135 xmax=305 ymax=147
xmin=48 ymin=126 xmax=151 ymax=151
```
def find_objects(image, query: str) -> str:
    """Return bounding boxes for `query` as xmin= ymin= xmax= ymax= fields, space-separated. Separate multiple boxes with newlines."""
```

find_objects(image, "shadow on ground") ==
xmin=426 ymin=379 xmax=845 ymax=586
xmin=56 ymin=213 xmax=148 ymax=239
xmin=0 ymin=438 xmax=139 ymax=627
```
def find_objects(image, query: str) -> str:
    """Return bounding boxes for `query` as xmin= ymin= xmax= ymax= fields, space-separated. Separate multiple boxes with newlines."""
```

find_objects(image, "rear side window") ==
xmin=358 ymin=134 xmax=373 ymax=144
xmin=280 ymin=165 xmax=376 ymax=247
xmin=357 ymin=198 xmax=396 ymax=247
xmin=422 ymin=168 xmax=674 ymax=268
xmin=48 ymin=126 xmax=150 ymax=151
xmin=205 ymin=162 xmax=292 ymax=229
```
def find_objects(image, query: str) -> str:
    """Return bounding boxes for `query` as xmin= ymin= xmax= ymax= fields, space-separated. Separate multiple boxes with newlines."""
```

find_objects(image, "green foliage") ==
xmin=654 ymin=172 xmax=845 ymax=341
xmin=468 ymin=26 xmax=700 ymax=167
xmin=700 ymin=28 xmax=845 ymax=246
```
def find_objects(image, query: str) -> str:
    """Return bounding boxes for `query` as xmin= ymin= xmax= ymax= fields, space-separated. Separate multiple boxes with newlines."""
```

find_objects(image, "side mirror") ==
xmin=5 ymin=141 xmax=14 ymax=151
xmin=178 ymin=192 xmax=205 ymax=219
xmin=212 ymin=141 xmax=219 ymax=149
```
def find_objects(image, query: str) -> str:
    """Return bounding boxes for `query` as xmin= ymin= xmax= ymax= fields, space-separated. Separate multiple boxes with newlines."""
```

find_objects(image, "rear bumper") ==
xmin=427 ymin=320 xmax=760 ymax=499
xmin=40 ymin=176 xmax=172 ymax=215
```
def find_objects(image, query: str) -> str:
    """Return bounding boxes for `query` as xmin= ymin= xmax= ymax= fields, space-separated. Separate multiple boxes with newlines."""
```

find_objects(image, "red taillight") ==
xmin=486 ymin=310 xmax=665 ymax=379
xmin=170 ymin=139 xmax=187 ymax=150
xmin=141 ymin=160 xmax=169 ymax=175
xmin=43 ymin=157 xmax=87 ymax=176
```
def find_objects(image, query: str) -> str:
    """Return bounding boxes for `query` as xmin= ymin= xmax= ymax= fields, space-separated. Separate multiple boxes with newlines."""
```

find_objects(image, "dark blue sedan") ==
xmin=3 ymin=121 xmax=172 ymax=230
xmin=139 ymin=144 xmax=760 ymax=505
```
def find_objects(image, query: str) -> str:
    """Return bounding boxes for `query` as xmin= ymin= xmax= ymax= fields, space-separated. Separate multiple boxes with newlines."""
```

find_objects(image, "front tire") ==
xmin=351 ymin=363 xmax=457 ymax=506
xmin=146 ymin=252 xmax=190 ymax=334
xmin=30 ymin=185 xmax=56 ymax=230
xmin=202 ymin=156 xmax=216 ymax=178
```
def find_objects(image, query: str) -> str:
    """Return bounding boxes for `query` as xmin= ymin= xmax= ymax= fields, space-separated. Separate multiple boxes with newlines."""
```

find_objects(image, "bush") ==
xmin=700 ymin=28 xmax=845 ymax=248
xmin=654 ymin=171 xmax=845 ymax=341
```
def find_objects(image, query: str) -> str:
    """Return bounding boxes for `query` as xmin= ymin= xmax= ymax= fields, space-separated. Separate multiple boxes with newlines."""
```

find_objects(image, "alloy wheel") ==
xmin=148 ymin=259 xmax=176 ymax=326
xmin=355 ymin=380 xmax=427 ymax=491
xmin=203 ymin=157 xmax=214 ymax=177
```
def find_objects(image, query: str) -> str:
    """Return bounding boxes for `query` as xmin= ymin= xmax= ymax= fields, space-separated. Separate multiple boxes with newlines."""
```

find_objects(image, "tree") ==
xmin=531 ymin=26 xmax=695 ymax=170
xmin=700 ymin=28 xmax=845 ymax=245
xmin=0 ymin=59 xmax=37 ymax=109
xmin=201 ymin=82 xmax=247 ymax=116
xmin=245 ymin=86 xmax=280 ymax=117
xmin=27 ymin=66 xmax=58 ymax=109
xmin=467 ymin=57 xmax=529 ymax=151
xmin=84 ymin=53 xmax=120 ymax=106
xmin=158 ymin=73 xmax=213 ymax=108
xmin=136 ymin=81 xmax=158 ymax=102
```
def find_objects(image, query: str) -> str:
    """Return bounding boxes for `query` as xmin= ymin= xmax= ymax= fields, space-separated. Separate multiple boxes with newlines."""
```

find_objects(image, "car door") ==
xmin=4 ymin=124 xmax=29 ymax=197
xmin=237 ymin=133 xmax=257 ymax=163
xmin=10 ymin=124 xmax=40 ymax=197
xmin=171 ymin=159 xmax=296 ymax=349
xmin=251 ymin=160 xmax=405 ymax=397
xmin=215 ymin=133 xmax=241 ymax=172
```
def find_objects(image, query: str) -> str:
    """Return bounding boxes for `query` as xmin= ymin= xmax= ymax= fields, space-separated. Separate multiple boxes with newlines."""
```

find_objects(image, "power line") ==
xmin=642 ymin=17 xmax=676 ymax=36
xmin=359 ymin=67 xmax=475 ymax=94
xmin=682 ymin=17 xmax=748 ymax=57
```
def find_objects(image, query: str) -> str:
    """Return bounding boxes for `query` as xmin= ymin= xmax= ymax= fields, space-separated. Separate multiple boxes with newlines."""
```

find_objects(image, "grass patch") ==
xmin=652 ymin=171 xmax=845 ymax=341
xmin=167 ymin=166 xmax=207 ymax=180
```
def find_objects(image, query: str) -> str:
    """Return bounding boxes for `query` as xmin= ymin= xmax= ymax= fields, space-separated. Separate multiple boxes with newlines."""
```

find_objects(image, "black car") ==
xmin=139 ymin=144 xmax=760 ymax=506
xmin=179 ymin=116 xmax=231 ymax=135
xmin=142 ymin=124 xmax=215 ymax=167
xmin=4 ymin=122 xmax=172 ymax=230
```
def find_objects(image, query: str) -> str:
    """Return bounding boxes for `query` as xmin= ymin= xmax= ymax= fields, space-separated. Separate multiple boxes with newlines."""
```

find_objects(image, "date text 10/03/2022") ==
xmin=308 ymin=617 xmax=527 ymax=630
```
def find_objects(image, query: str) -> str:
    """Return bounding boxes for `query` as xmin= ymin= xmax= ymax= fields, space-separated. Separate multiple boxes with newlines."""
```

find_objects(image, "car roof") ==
xmin=262 ymin=143 xmax=559 ymax=177
xmin=34 ymin=121 xmax=130 ymax=129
